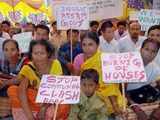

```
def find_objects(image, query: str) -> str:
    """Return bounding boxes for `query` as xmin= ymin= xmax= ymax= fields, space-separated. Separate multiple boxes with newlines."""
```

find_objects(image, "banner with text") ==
xmin=56 ymin=5 xmax=89 ymax=30
xmin=138 ymin=9 xmax=160 ymax=31
xmin=101 ymin=52 xmax=147 ymax=83
xmin=153 ymin=0 xmax=160 ymax=10
xmin=36 ymin=75 xmax=80 ymax=104
xmin=52 ymin=0 xmax=123 ymax=20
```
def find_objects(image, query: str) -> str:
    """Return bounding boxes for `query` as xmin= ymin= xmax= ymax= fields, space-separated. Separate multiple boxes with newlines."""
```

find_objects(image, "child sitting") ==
xmin=68 ymin=69 xmax=108 ymax=120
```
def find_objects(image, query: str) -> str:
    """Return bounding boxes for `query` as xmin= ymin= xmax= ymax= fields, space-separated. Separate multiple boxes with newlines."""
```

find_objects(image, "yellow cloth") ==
xmin=80 ymin=51 xmax=124 ymax=114
xmin=18 ymin=59 xmax=62 ymax=89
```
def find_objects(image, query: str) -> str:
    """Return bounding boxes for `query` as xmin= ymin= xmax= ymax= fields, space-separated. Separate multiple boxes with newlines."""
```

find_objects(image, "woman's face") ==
xmin=3 ymin=41 xmax=19 ymax=61
xmin=82 ymin=38 xmax=98 ymax=58
xmin=32 ymin=44 xmax=49 ymax=63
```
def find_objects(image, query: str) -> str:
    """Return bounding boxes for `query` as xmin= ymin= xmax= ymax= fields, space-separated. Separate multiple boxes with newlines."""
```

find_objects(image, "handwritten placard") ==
xmin=153 ymin=0 xmax=160 ymax=10
xmin=128 ymin=0 xmax=153 ymax=9
xmin=56 ymin=5 xmax=89 ymax=30
xmin=101 ymin=52 xmax=147 ymax=83
xmin=13 ymin=32 xmax=32 ymax=53
xmin=36 ymin=75 xmax=80 ymax=104
xmin=52 ymin=0 xmax=123 ymax=20
xmin=138 ymin=9 xmax=160 ymax=31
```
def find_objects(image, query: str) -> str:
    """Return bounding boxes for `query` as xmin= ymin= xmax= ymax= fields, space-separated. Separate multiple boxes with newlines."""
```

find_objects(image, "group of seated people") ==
xmin=0 ymin=19 xmax=159 ymax=120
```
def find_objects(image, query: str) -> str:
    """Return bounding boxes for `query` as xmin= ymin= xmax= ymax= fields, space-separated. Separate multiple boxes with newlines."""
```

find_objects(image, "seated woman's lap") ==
xmin=7 ymin=85 xmax=40 ymax=111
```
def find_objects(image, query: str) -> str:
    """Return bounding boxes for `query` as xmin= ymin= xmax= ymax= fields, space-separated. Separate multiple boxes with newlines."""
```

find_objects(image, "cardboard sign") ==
xmin=13 ymin=32 xmax=32 ymax=53
xmin=101 ymin=52 xmax=147 ymax=83
xmin=28 ymin=13 xmax=46 ymax=25
xmin=52 ymin=0 xmax=123 ymax=20
xmin=36 ymin=75 xmax=80 ymax=104
xmin=138 ymin=9 xmax=160 ymax=31
xmin=56 ymin=5 xmax=89 ymax=30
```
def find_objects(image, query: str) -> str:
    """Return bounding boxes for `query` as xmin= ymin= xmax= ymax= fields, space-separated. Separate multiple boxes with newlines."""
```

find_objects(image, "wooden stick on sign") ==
xmin=53 ymin=104 xmax=59 ymax=120
xmin=70 ymin=29 xmax=73 ymax=64
xmin=122 ymin=83 xmax=126 ymax=111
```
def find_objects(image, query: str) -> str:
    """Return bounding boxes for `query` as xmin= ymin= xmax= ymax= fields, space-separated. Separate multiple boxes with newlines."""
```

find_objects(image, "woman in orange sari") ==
xmin=7 ymin=40 xmax=70 ymax=120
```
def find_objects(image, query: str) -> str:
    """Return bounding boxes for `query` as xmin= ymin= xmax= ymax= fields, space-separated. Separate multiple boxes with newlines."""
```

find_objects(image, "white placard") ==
xmin=101 ymin=52 xmax=147 ymax=83
xmin=52 ymin=0 xmax=123 ymax=20
xmin=138 ymin=9 xmax=160 ymax=31
xmin=56 ymin=5 xmax=89 ymax=30
xmin=13 ymin=32 xmax=32 ymax=53
xmin=36 ymin=75 xmax=80 ymax=104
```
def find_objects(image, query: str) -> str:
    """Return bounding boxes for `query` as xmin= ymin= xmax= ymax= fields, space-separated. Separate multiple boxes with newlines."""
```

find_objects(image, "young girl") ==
xmin=0 ymin=39 xmax=27 ymax=119
xmin=7 ymin=40 xmax=70 ymax=120
xmin=73 ymin=32 xmax=124 ymax=119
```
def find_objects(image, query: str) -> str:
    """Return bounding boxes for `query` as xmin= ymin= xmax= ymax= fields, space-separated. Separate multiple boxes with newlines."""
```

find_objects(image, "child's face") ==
xmin=141 ymin=42 xmax=158 ymax=64
xmin=3 ymin=41 xmax=19 ymax=61
xmin=81 ymin=79 xmax=98 ymax=97
xmin=32 ymin=44 xmax=49 ymax=63
xmin=82 ymin=38 xmax=98 ymax=58
xmin=148 ymin=29 xmax=160 ymax=43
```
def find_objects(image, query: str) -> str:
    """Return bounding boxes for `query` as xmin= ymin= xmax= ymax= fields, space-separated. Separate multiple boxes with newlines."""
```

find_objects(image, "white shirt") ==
xmin=114 ymin=30 xmax=128 ymax=40
xmin=118 ymin=34 xmax=146 ymax=53
xmin=99 ymin=35 xmax=119 ymax=53
xmin=154 ymin=50 xmax=160 ymax=67
xmin=0 ymin=37 xmax=5 ymax=59
xmin=2 ymin=32 xmax=10 ymax=39
xmin=127 ymin=62 xmax=160 ymax=91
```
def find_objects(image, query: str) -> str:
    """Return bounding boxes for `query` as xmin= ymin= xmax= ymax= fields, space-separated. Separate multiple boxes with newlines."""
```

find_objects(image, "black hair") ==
xmin=128 ymin=20 xmax=140 ymax=27
xmin=141 ymin=38 xmax=160 ymax=52
xmin=117 ymin=20 xmax=127 ymax=27
xmin=81 ymin=69 xmax=99 ymax=84
xmin=147 ymin=25 xmax=160 ymax=35
xmin=89 ymin=21 xmax=99 ymax=27
xmin=81 ymin=31 xmax=99 ymax=45
xmin=35 ymin=24 xmax=50 ymax=34
xmin=27 ymin=22 xmax=35 ymax=27
xmin=100 ymin=20 xmax=113 ymax=32
xmin=28 ymin=40 xmax=55 ymax=60
xmin=2 ymin=20 xmax=11 ymax=27
xmin=66 ymin=29 xmax=79 ymax=36
xmin=2 ymin=39 xmax=19 ymax=51
xmin=51 ymin=21 xmax=57 ymax=26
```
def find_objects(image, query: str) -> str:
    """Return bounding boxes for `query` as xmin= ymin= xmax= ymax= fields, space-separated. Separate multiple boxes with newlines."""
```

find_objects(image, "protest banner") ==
xmin=101 ymin=52 xmax=147 ymax=83
xmin=128 ymin=0 xmax=153 ymax=9
xmin=137 ymin=9 xmax=160 ymax=31
xmin=56 ymin=4 xmax=89 ymax=63
xmin=36 ymin=75 xmax=80 ymax=104
xmin=101 ymin=52 xmax=147 ymax=111
xmin=13 ymin=32 xmax=32 ymax=53
xmin=56 ymin=4 xmax=89 ymax=30
xmin=52 ymin=0 xmax=123 ymax=20
xmin=153 ymin=0 xmax=160 ymax=10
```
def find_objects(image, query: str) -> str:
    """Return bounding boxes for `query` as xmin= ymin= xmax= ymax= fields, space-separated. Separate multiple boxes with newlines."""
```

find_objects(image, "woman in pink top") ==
xmin=73 ymin=31 xmax=99 ymax=75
